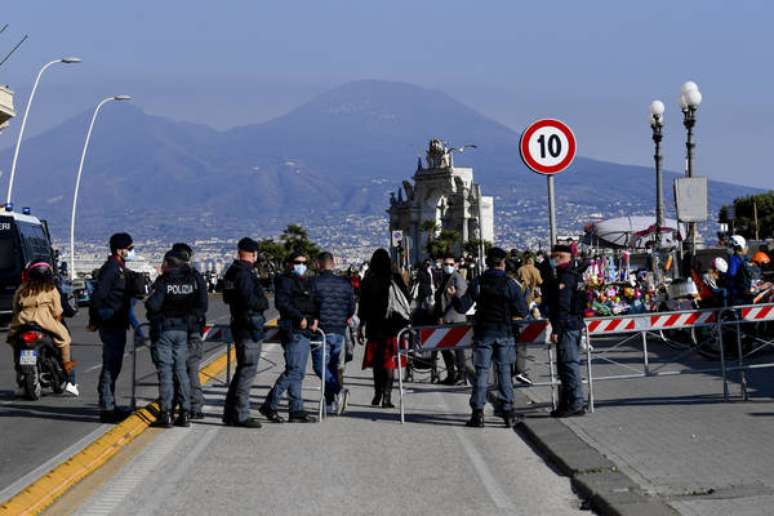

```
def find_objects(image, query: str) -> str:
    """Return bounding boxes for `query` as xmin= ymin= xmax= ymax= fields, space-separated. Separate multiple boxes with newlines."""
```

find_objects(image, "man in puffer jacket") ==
xmin=311 ymin=251 xmax=355 ymax=415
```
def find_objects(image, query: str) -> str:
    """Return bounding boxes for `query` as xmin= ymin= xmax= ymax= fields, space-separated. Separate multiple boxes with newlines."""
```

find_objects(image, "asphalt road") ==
xmin=0 ymin=295 xmax=239 ymax=502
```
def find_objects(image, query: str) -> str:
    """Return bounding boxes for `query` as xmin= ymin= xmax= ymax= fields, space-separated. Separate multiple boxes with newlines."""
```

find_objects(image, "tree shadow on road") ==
xmin=0 ymin=402 xmax=102 ymax=424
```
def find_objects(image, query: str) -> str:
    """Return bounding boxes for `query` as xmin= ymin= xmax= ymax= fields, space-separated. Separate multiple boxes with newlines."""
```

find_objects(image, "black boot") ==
xmin=153 ymin=410 xmax=173 ymax=429
xmin=466 ymin=409 xmax=485 ymax=428
xmin=371 ymin=368 xmax=384 ymax=406
xmin=381 ymin=375 xmax=395 ymax=409
xmin=175 ymin=411 xmax=191 ymax=428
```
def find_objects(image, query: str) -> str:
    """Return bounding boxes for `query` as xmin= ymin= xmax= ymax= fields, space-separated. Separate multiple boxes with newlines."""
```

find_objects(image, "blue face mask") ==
xmin=293 ymin=264 xmax=307 ymax=276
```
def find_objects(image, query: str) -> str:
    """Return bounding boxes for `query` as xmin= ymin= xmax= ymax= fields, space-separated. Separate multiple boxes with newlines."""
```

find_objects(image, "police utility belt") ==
xmin=157 ymin=314 xmax=196 ymax=332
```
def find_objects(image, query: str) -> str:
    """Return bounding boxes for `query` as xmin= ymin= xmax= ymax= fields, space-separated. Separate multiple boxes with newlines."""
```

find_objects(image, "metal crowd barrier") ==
xmin=583 ymin=301 xmax=774 ymax=411
xmin=395 ymin=320 xmax=551 ymax=424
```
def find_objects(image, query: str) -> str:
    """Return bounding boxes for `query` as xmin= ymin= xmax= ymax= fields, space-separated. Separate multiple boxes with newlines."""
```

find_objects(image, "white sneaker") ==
xmin=337 ymin=389 xmax=349 ymax=416
xmin=64 ymin=382 xmax=80 ymax=397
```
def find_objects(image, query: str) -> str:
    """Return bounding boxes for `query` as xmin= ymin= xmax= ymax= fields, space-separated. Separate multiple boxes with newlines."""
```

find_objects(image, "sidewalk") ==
xmin=519 ymin=334 xmax=774 ymax=515
xmin=62 ymin=342 xmax=584 ymax=516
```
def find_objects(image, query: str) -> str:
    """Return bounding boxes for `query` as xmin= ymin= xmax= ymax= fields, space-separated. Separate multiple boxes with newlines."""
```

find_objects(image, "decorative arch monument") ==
xmin=388 ymin=139 xmax=494 ymax=265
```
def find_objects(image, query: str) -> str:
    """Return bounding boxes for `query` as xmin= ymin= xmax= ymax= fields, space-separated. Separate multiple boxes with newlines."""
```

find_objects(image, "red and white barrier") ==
xmin=417 ymin=325 xmax=473 ymax=351
xmin=587 ymin=318 xmax=636 ymax=335
xmin=649 ymin=311 xmax=716 ymax=330
xmin=740 ymin=305 xmax=774 ymax=322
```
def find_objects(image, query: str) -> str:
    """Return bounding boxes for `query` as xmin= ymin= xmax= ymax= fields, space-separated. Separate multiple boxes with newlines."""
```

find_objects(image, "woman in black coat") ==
xmin=357 ymin=249 xmax=409 ymax=408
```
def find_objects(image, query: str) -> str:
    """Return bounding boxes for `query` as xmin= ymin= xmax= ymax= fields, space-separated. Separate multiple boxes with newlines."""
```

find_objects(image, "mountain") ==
xmin=0 ymin=80 xmax=760 ymax=242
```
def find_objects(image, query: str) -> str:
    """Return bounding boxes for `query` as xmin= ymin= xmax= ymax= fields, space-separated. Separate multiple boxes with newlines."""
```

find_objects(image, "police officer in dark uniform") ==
xmin=545 ymin=244 xmax=586 ymax=418
xmin=451 ymin=247 xmax=529 ymax=428
xmin=89 ymin=232 xmax=136 ymax=423
xmin=221 ymin=238 xmax=269 ymax=428
xmin=170 ymin=243 xmax=209 ymax=419
xmin=145 ymin=250 xmax=203 ymax=428
xmin=259 ymin=251 xmax=319 ymax=424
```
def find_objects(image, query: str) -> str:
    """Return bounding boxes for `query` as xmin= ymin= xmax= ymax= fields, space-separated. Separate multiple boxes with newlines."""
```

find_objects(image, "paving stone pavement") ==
xmin=519 ymin=333 xmax=774 ymax=515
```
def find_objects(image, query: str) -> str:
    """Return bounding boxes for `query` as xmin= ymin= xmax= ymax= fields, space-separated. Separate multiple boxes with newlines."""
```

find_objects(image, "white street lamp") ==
xmin=69 ymin=95 xmax=131 ymax=279
xmin=6 ymin=57 xmax=82 ymax=205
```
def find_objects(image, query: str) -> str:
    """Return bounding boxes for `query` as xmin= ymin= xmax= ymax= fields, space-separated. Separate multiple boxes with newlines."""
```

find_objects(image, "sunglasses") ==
xmin=293 ymin=260 xmax=307 ymax=265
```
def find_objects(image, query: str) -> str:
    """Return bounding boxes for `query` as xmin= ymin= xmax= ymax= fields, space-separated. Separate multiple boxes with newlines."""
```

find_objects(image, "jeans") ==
xmin=174 ymin=333 xmax=204 ymax=413
xmin=98 ymin=327 xmax=127 ymax=411
xmin=152 ymin=330 xmax=190 ymax=412
xmin=557 ymin=329 xmax=584 ymax=409
xmin=223 ymin=332 xmax=262 ymax=423
xmin=311 ymin=333 xmax=344 ymax=403
xmin=264 ymin=333 xmax=310 ymax=414
xmin=470 ymin=335 xmax=515 ymax=412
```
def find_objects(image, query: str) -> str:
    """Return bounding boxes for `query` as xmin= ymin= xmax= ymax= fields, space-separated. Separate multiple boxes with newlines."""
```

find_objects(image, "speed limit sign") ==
xmin=519 ymin=119 xmax=576 ymax=175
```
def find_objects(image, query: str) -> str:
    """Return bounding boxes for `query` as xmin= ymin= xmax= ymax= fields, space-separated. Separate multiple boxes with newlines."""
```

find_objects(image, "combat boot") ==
xmin=154 ymin=410 xmax=173 ymax=429
xmin=466 ymin=409 xmax=485 ymax=428
xmin=175 ymin=411 xmax=191 ymax=428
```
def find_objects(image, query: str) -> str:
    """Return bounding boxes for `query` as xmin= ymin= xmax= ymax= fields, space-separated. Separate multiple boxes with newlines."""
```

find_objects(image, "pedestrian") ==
xmin=170 ymin=243 xmax=209 ymax=420
xmin=544 ymin=244 xmax=586 ymax=418
xmin=259 ymin=251 xmax=319 ymax=424
xmin=727 ymin=235 xmax=752 ymax=306
xmin=145 ymin=250 xmax=202 ymax=428
xmin=89 ymin=233 xmax=139 ymax=423
xmin=434 ymin=255 xmax=469 ymax=385
xmin=311 ymin=251 xmax=356 ymax=415
xmin=450 ymin=247 xmax=529 ymax=428
xmin=221 ymin=238 xmax=270 ymax=428
xmin=358 ymin=248 xmax=410 ymax=408
xmin=413 ymin=258 xmax=440 ymax=325
xmin=514 ymin=252 xmax=543 ymax=385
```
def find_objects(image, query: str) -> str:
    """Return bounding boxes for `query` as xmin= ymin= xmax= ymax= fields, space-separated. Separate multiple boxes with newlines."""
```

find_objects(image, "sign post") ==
xmin=519 ymin=119 xmax=577 ymax=246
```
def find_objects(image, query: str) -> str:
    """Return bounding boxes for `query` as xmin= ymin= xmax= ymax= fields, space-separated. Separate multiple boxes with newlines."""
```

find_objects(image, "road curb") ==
xmin=515 ymin=415 xmax=678 ymax=516
xmin=0 ymin=345 xmax=236 ymax=515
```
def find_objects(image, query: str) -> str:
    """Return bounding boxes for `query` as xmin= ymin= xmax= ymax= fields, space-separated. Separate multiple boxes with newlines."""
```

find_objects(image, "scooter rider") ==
xmin=146 ymin=250 xmax=202 ymax=428
xmin=222 ymin=238 xmax=269 ymax=428
xmin=170 ymin=243 xmax=209 ymax=420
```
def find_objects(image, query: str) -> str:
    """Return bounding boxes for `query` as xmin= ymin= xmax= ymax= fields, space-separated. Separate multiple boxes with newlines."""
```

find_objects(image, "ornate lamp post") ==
xmin=649 ymin=100 xmax=665 ymax=248
xmin=679 ymin=81 xmax=703 ymax=251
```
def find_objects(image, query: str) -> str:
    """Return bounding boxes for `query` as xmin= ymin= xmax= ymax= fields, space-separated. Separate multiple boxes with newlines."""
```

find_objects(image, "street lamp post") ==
xmin=69 ymin=95 xmax=131 ymax=280
xmin=6 ymin=57 xmax=81 ymax=205
xmin=649 ymin=100 xmax=665 ymax=249
xmin=679 ymin=81 xmax=703 ymax=253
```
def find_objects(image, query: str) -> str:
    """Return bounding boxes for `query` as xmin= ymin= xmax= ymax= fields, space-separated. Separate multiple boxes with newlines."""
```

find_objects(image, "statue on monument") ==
xmin=426 ymin=138 xmax=451 ymax=169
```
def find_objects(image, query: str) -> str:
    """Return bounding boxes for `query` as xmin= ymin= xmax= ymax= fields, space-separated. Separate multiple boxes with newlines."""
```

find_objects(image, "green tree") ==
xmin=279 ymin=224 xmax=321 ymax=264
xmin=463 ymin=239 xmax=493 ymax=258
xmin=720 ymin=191 xmax=774 ymax=239
xmin=426 ymin=230 xmax=461 ymax=259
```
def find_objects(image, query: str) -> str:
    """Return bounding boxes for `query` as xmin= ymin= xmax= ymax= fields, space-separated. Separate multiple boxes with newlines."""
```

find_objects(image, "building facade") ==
xmin=388 ymin=139 xmax=494 ymax=265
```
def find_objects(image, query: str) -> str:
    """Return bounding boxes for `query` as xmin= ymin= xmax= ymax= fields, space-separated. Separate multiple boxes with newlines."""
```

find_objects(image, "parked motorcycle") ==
xmin=13 ymin=324 xmax=67 ymax=400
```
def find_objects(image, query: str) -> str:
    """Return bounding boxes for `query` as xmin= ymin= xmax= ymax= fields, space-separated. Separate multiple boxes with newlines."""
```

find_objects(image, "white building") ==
xmin=388 ymin=139 xmax=494 ymax=265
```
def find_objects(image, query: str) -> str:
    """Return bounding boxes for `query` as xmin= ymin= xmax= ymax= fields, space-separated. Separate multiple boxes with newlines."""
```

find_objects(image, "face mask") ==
xmin=293 ymin=264 xmax=307 ymax=276
xmin=124 ymin=249 xmax=137 ymax=262
xmin=443 ymin=265 xmax=455 ymax=275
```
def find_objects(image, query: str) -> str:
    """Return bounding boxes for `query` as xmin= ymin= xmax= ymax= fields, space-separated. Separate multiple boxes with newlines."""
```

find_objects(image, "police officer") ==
xmin=170 ymin=243 xmax=208 ymax=419
xmin=89 ymin=232 xmax=136 ymax=423
xmin=146 ymin=250 xmax=202 ymax=428
xmin=451 ymin=247 xmax=529 ymax=428
xmin=221 ymin=238 xmax=269 ymax=428
xmin=545 ymin=244 xmax=586 ymax=418
xmin=259 ymin=251 xmax=319 ymax=424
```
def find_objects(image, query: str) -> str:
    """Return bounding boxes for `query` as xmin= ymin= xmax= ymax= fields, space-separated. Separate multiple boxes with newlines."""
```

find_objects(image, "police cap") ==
xmin=109 ymin=232 xmax=133 ymax=253
xmin=171 ymin=242 xmax=193 ymax=262
xmin=163 ymin=250 xmax=186 ymax=268
xmin=487 ymin=247 xmax=508 ymax=262
xmin=238 ymin=237 xmax=259 ymax=253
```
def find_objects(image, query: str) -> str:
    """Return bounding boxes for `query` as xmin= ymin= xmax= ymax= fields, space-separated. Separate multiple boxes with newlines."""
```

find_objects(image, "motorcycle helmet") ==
xmin=752 ymin=251 xmax=771 ymax=266
xmin=729 ymin=234 xmax=747 ymax=250
xmin=712 ymin=257 xmax=729 ymax=274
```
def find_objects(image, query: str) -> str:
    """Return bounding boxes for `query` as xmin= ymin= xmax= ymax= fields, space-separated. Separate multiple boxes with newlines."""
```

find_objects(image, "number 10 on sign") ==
xmin=519 ymin=119 xmax=577 ymax=245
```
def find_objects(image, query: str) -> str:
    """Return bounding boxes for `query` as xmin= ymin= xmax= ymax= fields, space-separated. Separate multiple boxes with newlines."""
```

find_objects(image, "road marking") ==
xmin=0 ymin=425 xmax=110 ymax=504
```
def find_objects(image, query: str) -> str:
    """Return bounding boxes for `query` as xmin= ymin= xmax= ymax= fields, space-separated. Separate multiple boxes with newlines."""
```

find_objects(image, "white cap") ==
xmin=713 ymin=257 xmax=729 ymax=273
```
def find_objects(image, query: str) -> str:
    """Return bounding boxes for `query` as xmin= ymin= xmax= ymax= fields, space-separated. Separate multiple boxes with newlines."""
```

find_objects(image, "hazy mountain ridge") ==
xmin=0 ymin=79 xmax=760 ymax=242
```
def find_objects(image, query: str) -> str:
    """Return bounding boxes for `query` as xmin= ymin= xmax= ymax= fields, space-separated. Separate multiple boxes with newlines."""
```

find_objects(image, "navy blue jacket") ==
xmin=454 ymin=269 xmax=529 ymax=338
xmin=313 ymin=271 xmax=355 ymax=335
xmin=89 ymin=256 xmax=131 ymax=329
xmin=275 ymin=272 xmax=320 ymax=342
xmin=222 ymin=260 xmax=269 ymax=332
xmin=545 ymin=265 xmax=585 ymax=333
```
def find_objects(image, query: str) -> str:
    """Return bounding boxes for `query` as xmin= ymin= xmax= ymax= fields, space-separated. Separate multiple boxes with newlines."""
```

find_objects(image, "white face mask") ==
xmin=443 ymin=265 xmax=455 ymax=275
xmin=125 ymin=248 xmax=137 ymax=261
xmin=293 ymin=264 xmax=307 ymax=276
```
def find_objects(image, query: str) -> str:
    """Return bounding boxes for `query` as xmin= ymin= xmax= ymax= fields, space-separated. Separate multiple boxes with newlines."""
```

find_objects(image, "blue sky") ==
xmin=2 ymin=0 xmax=772 ymax=188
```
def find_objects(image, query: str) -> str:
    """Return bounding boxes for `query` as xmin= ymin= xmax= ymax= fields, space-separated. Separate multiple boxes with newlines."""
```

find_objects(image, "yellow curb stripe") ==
xmin=0 ymin=327 xmax=245 ymax=516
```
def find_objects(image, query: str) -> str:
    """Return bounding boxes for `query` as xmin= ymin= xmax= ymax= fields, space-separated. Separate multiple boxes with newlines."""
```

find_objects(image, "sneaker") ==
xmin=514 ymin=373 xmax=533 ymax=386
xmin=258 ymin=405 xmax=285 ymax=423
xmin=288 ymin=411 xmax=317 ymax=423
xmin=64 ymin=382 xmax=80 ymax=397
xmin=551 ymin=406 xmax=586 ymax=418
xmin=337 ymin=389 xmax=349 ymax=416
